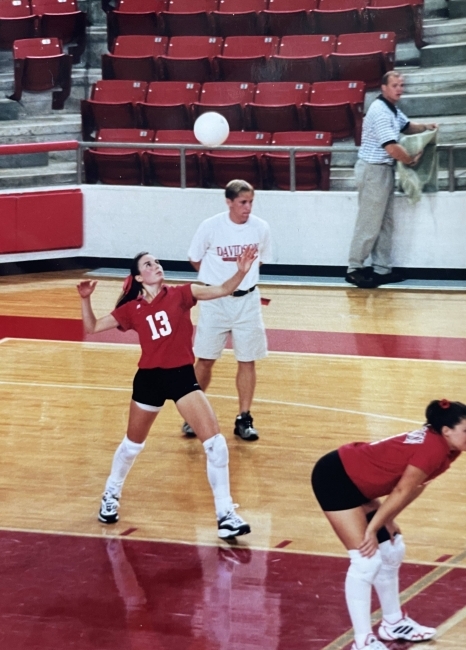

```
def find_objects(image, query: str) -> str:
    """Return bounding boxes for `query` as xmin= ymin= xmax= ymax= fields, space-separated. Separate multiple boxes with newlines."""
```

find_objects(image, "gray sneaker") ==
xmin=182 ymin=421 xmax=197 ymax=438
xmin=234 ymin=411 xmax=259 ymax=441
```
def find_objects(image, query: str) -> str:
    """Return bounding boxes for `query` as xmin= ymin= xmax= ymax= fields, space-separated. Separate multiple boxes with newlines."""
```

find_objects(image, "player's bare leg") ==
xmin=99 ymin=401 xmax=159 ymax=524
xmin=177 ymin=390 xmax=251 ymax=539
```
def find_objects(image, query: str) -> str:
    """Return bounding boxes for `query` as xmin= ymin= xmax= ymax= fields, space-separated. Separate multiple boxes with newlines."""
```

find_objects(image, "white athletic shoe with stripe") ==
xmin=378 ymin=612 xmax=436 ymax=642
xmin=350 ymin=634 xmax=388 ymax=650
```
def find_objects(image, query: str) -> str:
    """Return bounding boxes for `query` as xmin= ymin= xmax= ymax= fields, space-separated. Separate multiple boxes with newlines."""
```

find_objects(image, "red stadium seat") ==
xmin=366 ymin=0 xmax=423 ymax=49
xmin=272 ymin=34 xmax=336 ymax=82
xmin=81 ymin=79 xmax=149 ymax=140
xmin=212 ymin=0 xmax=267 ymax=37
xmin=84 ymin=128 xmax=155 ymax=185
xmin=192 ymin=81 xmax=255 ymax=131
xmin=31 ymin=0 xmax=87 ymax=63
xmin=161 ymin=0 xmax=217 ymax=36
xmin=215 ymin=35 xmax=279 ymax=82
xmin=203 ymin=130 xmax=271 ymax=188
xmin=314 ymin=0 xmax=366 ymax=35
xmin=303 ymin=80 xmax=365 ymax=144
xmin=0 ymin=0 xmax=36 ymax=50
xmin=102 ymin=35 xmax=168 ymax=81
xmin=138 ymin=81 xmax=201 ymax=130
xmin=262 ymin=0 xmax=316 ymax=37
xmin=159 ymin=35 xmax=222 ymax=82
xmin=328 ymin=31 xmax=395 ymax=88
xmin=248 ymin=81 xmax=310 ymax=132
xmin=143 ymin=129 xmax=202 ymax=187
xmin=264 ymin=130 xmax=332 ymax=190
xmin=106 ymin=0 xmax=166 ymax=50
xmin=9 ymin=37 xmax=72 ymax=109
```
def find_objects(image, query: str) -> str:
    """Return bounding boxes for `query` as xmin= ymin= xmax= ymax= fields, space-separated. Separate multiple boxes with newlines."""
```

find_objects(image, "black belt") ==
xmin=232 ymin=285 xmax=256 ymax=297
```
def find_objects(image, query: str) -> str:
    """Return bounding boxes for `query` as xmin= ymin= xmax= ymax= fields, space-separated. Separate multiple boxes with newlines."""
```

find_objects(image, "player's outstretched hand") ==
xmin=237 ymin=245 xmax=258 ymax=274
xmin=77 ymin=280 xmax=97 ymax=298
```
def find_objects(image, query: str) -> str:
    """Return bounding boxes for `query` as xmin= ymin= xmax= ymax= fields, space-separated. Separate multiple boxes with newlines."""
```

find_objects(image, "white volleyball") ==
xmin=194 ymin=112 xmax=230 ymax=146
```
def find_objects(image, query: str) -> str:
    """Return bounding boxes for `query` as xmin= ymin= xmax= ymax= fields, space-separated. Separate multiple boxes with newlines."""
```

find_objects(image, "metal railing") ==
xmin=76 ymin=140 xmax=466 ymax=192
xmin=0 ymin=140 xmax=463 ymax=192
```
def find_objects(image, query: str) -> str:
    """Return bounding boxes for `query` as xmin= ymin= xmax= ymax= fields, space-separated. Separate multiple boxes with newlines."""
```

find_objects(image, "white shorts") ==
xmin=194 ymin=288 xmax=267 ymax=362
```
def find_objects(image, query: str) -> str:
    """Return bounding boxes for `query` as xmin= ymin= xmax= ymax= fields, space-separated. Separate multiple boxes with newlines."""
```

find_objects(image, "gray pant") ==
xmin=347 ymin=159 xmax=395 ymax=274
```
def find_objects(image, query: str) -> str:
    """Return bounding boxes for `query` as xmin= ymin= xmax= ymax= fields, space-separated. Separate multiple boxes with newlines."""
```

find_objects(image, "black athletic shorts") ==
xmin=311 ymin=449 xmax=371 ymax=511
xmin=132 ymin=364 xmax=201 ymax=408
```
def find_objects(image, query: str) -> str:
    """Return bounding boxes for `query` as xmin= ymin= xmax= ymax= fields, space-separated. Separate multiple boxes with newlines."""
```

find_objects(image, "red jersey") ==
xmin=112 ymin=284 xmax=196 ymax=369
xmin=339 ymin=426 xmax=460 ymax=500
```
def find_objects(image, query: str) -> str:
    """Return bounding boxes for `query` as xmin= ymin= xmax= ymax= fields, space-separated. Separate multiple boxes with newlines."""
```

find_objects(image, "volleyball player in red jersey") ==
xmin=77 ymin=247 xmax=257 ymax=540
xmin=312 ymin=399 xmax=466 ymax=650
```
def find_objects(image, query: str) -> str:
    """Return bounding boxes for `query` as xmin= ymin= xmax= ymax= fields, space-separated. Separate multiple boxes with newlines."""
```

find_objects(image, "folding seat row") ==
xmin=83 ymin=127 xmax=333 ymax=190
xmin=102 ymin=32 xmax=395 ymax=89
xmin=0 ymin=0 xmax=87 ymax=62
xmin=81 ymin=79 xmax=366 ymax=144
xmin=105 ymin=0 xmax=423 ymax=49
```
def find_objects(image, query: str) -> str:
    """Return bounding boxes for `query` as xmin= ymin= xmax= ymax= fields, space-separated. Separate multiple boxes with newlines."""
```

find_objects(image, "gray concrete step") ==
xmin=421 ymin=41 xmax=466 ymax=67
xmin=0 ymin=162 xmax=77 ymax=188
xmin=423 ymin=16 xmax=466 ymax=44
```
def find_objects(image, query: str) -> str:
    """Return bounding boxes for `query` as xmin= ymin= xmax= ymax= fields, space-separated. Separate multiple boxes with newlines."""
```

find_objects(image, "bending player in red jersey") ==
xmin=77 ymin=247 xmax=257 ymax=540
xmin=311 ymin=399 xmax=466 ymax=650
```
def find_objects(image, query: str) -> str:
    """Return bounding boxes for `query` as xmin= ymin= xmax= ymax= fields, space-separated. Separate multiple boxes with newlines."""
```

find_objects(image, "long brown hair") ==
xmin=115 ymin=251 xmax=148 ymax=309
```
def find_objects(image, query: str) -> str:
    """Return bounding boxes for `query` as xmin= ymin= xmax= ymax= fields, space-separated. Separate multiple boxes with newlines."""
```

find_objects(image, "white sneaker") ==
xmin=98 ymin=491 xmax=120 ymax=524
xmin=217 ymin=504 xmax=251 ymax=539
xmin=350 ymin=634 xmax=388 ymax=650
xmin=378 ymin=612 xmax=436 ymax=642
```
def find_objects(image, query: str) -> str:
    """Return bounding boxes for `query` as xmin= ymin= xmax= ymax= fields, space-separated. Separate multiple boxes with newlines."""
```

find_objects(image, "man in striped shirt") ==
xmin=345 ymin=71 xmax=437 ymax=289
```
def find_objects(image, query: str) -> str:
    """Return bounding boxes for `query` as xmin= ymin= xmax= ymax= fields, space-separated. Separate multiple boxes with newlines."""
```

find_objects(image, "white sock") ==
xmin=374 ymin=537 xmax=405 ymax=623
xmin=346 ymin=549 xmax=382 ymax=648
xmin=203 ymin=434 xmax=233 ymax=519
xmin=105 ymin=436 xmax=145 ymax=497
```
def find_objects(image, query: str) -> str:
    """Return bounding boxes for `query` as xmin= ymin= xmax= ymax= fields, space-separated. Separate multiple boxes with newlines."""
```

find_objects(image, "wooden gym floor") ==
xmin=0 ymin=270 xmax=465 ymax=650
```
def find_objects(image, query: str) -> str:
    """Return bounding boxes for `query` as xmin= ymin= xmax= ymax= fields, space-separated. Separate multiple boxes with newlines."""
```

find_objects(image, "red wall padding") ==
xmin=0 ymin=189 xmax=83 ymax=254
xmin=0 ymin=195 xmax=18 ymax=253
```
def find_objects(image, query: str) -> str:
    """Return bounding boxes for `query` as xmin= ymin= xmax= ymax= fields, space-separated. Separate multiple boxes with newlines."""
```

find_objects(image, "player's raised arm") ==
xmin=190 ymin=246 xmax=258 ymax=301
xmin=77 ymin=280 xmax=119 ymax=334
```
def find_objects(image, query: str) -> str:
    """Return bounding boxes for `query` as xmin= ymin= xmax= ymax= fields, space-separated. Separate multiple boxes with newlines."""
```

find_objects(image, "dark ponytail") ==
xmin=115 ymin=251 xmax=148 ymax=309
xmin=425 ymin=399 xmax=466 ymax=434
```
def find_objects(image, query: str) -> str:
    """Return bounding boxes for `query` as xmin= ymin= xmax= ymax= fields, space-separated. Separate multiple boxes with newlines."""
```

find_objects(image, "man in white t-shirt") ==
xmin=183 ymin=179 xmax=273 ymax=441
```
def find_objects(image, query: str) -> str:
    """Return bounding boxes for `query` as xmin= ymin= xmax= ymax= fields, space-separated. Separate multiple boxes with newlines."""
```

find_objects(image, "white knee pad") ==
xmin=347 ymin=549 xmax=383 ymax=585
xmin=379 ymin=534 xmax=406 ymax=568
xmin=203 ymin=434 xmax=229 ymax=467
xmin=122 ymin=435 xmax=145 ymax=459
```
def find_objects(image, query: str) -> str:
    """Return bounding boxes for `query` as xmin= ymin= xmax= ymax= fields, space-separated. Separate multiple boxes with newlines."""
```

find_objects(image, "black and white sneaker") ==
xmin=182 ymin=421 xmax=197 ymax=438
xmin=378 ymin=612 xmax=436 ymax=642
xmin=98 ymin=491 xmax=120 ymax=524
xmin=234 ymin=412 xmax=259 ymax=441
xmin=218 ymin=505 xmax=251 ymax=539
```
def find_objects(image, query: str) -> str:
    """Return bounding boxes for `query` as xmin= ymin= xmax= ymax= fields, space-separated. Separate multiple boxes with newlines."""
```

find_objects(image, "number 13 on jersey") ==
xmin=146 ymin=311 xmax=172 ymax=340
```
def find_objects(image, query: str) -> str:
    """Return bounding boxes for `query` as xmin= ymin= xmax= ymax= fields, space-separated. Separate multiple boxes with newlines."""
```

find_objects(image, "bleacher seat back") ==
xmin=266 ymin=129 xmax=332 ymax=190
xmin=262 ymin=0 xmax=316 ymax=36
xmin=161 ymin=0 xmax=218 ymax=36
xmin=204 ymin=130 xmax=271 ymax=188
xmin=273 ymin=35 xmax=336 ymax=82
xmin=213 ymin=0 xmax=267 ymax=37
xmin=193 ymin=81 xmax=255 ymax=130
xmin=305 ymin=80 xmax=365 ymax=143
xmin=249 ymin=81 xmax=311 ymax=131
xmin=138 ymin=81 xmax=200 ymax=129
xmin=0 ymin=1 xmax=38 ymax=49
xmin=144 ymin=129 xmax=202 ymax=187
xmin=160 ymin=35 xmax=222 ymax=82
